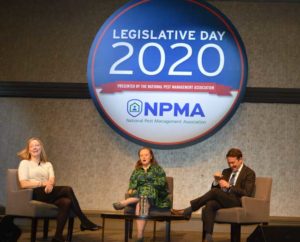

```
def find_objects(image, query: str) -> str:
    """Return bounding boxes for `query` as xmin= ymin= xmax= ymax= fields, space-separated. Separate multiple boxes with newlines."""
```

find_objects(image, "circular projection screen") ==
xmin=87 ymin=0 xmax=248 ymax=149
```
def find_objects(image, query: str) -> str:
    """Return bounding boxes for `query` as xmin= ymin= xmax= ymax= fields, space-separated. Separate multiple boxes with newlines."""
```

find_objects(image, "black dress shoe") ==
xmin=80 ymin=223 xmax=102 ymax=231
xmin=171 ymin=208 xmax=192 ymax=219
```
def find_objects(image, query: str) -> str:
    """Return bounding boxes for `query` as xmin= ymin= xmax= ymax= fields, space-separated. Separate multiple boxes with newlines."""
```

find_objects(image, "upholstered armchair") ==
xmin=6 ymin=169 xmax=75 ymax=242
xmin=202 ymin=177 xmax=273 ymax=242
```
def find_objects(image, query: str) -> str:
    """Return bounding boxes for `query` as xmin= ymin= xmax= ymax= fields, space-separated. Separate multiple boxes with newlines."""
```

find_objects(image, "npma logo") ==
xmin=127 ymin=99 xmax=143 ymax=117
xmin=128 ymin=100 xmax=205 ymax=118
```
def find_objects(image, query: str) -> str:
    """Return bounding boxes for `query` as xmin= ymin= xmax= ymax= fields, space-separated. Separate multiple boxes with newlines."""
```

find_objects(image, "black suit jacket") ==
xmin=213 ymin=164 xmax=256 ymax=198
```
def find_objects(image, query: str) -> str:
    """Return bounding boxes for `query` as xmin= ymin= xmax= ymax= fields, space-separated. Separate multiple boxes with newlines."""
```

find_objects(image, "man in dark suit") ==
xmin=171 ymin=148 xmax=256 ymax=242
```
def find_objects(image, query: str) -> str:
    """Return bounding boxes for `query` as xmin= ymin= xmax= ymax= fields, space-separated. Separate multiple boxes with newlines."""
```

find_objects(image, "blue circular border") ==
xmin=87 ymin=0 xmax=248 ymax=149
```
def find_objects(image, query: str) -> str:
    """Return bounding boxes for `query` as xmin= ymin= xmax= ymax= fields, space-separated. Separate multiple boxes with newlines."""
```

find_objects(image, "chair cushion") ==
xmin=215 ymin=206 xmax=268 ymax=224
xmin=27 ymin=200 xmax=58 ymax=217
xmin=215 ymin=207 xmax=246 ymax=223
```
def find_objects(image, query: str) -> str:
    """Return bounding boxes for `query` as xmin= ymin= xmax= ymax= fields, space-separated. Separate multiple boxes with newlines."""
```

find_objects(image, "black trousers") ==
xmin=32 ymin=186 xmax=89 ymax=239
xmin=190 ymin=188 xmax=241 ymax=234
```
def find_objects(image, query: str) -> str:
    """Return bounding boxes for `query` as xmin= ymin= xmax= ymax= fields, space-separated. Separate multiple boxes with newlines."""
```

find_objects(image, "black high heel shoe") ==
xmin=80 ymin=223 xmax=102 ymax=231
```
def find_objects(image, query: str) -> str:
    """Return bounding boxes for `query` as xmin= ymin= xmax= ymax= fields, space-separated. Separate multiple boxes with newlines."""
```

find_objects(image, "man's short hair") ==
xmin=226 ymin=148 xmax=243 ymax=160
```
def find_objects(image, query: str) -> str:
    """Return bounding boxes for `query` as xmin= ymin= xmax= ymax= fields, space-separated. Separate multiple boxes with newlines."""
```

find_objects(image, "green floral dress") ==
xmin=128 ymin=164 xmax=171 ymax=208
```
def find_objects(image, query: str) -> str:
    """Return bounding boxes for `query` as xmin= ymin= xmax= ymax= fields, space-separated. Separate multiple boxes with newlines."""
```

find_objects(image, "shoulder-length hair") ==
xmin=135 ymin=147 xmax=158 ymax=169
xmin=17 ymin=137 xmax=48 ymax=163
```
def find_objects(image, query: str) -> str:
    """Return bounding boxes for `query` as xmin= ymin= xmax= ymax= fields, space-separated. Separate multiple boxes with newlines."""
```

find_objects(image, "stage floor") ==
xmin=15 ymin=213 xmax=300 ymax=242
xmin=18 ymin=230 xmax=252 ymax=242
xmin=17 ymin=219 xmax=252 ymax=242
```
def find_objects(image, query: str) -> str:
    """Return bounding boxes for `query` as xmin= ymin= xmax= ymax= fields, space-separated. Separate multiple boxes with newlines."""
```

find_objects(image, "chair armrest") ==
xmin=168 ymin=194 xmax=173 ymax=207
xmin=7 ymin=188 xmax=59 ymax=217
xmin=9 ymin=189 xmax=33 ymax=202
xmin=6 ymin=189 xmax=33 ymax=215
xmin=241 ymin=196 xmax=270 ymax=221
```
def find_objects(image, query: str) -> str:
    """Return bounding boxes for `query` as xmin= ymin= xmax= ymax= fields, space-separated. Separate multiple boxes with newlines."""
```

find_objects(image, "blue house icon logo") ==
xmin=127 ymin=99 xmax=143 ymax=117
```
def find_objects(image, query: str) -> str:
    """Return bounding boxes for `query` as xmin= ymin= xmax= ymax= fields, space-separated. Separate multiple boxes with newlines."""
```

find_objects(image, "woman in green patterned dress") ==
xmin=113 ymin=147 xmax=171 ymax=242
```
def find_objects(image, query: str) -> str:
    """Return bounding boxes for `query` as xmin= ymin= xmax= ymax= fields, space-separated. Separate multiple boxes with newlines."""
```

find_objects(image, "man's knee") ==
xmin=210 ymin=188 xmax=225 ymax=199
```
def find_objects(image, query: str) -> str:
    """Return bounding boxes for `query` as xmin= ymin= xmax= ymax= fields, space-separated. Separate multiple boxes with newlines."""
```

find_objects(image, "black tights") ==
xmin=33 ymin=186 xmax=92 ymax=239
xmin=53 ymin=197 xmax=71 ymax=239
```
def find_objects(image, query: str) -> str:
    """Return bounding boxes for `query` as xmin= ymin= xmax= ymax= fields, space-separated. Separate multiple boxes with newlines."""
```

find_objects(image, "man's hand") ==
xmin=218 ymin=179 xmax=230 ymax=189
xmin=213 ymin=171 xmax=223 ymax=181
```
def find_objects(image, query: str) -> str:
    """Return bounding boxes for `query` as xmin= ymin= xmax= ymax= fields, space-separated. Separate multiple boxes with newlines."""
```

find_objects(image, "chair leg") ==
xmin=66 ymin=217 xmax=74 ymax=242
xmin=230 ymin=223 xmax=241 ymax=242
xmin=202 ymin=222 xmax=206 ymax=242
xmin=153 ymin=221 xmax=157 ymax=241
xmin=31 ymin=218 xmax=38 ymax=242
xmin=165 ymin=221 xmax=171 ymax=242
xmin=101 ymin=216 xmax=105 ymax=242
xmin=129 ymin=219 xmax=133 ymax=239
xmin=43 ymin=218 xmax=49 ymax=240
xmin=124 ymin=219 xmax=129 ymax=242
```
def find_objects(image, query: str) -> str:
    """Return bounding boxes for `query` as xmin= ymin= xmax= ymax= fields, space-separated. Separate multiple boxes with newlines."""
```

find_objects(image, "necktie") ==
xmin=229 ymin=172 xmax=237 ymax=186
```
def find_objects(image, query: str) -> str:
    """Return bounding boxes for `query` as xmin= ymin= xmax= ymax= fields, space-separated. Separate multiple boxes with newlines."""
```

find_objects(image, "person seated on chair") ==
xmin=112 ymin=147 xmax=171 ymax=242
xmin=17 ymin=137 xmax=101 ymax=242
xmin=171 ymin=148 xmax=256 ymax=242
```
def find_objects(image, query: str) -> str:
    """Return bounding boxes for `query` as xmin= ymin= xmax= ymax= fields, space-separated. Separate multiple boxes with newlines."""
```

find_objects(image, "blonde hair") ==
xmin=17 ymin=137 xmax=48 ymax=163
